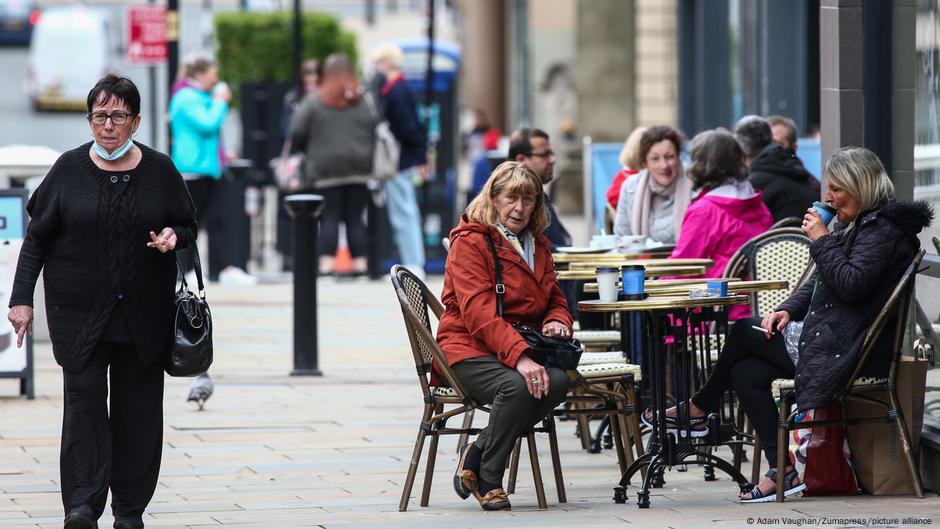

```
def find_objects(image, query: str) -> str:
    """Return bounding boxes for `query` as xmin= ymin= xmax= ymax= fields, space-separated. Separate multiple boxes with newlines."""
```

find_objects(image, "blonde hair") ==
xmin=619 ymin=126 xmax=648 ymax=169
xmin=371 ymin=43 xmax=404 ymax=70
xmin=466 ymin=161 xmax=549 ymax=235
xmin=824 ymin=147 xmax=894 ymax=214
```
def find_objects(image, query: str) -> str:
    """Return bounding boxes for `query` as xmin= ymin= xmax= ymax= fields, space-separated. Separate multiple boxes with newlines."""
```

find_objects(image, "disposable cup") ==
xmin=596 ymin=266 xmax=619 ymax=302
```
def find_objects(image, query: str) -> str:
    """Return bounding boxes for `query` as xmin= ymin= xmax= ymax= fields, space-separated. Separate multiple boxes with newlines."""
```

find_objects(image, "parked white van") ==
xmin=26 ymin=5 xmax=109 ymax=111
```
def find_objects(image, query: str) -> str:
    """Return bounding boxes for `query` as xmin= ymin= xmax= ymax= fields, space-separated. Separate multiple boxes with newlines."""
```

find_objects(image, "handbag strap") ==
xmin=176 ymin=244 xmax=206 ymax=296
xmin=483 ymin=233 xmax=505 ymax=317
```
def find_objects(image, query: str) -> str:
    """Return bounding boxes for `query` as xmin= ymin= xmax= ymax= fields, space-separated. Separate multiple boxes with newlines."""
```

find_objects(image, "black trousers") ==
xmin=317 ymin=184 xmax=370 ymax=258
xmin=61 ymin=341 xmax=164 ymax=520
xmin=692 ymin=317 xmax=796 ymax=468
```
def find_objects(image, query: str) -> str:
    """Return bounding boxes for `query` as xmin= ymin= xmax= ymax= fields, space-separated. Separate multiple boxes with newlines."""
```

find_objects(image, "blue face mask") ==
xmin=92 ymin=137 xmax=135 ymax=161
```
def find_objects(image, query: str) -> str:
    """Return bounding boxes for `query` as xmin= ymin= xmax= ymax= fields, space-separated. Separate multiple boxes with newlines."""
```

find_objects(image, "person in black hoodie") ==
xmin=646 ymin=147 xmax=932 ymax=503
xmin=735 ymin=115 xmax=820 ymax=222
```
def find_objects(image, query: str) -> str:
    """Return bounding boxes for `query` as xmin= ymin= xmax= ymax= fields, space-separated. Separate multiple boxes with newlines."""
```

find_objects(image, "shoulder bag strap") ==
xmin=483 ymin=233 xmax=505 ymax=317
xmin=176 ymin=244 xmax=207 ymax=297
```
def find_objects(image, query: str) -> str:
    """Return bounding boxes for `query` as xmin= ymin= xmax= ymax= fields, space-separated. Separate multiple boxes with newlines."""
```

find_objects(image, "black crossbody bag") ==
xmin=167 ymin=246 xmax=213 ymax=377
xmin=483 ymin=234 xmax=582 ymax=370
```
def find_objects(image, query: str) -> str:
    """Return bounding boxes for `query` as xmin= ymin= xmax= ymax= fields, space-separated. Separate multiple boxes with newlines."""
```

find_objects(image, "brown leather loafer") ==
xmin=473 ymin=488 xmax=511 ymax=511
xmin=453 ymin=443 xmax=478 ymax=500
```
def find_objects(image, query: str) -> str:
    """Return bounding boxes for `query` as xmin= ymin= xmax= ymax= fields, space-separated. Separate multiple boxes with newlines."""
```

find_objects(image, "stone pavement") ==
xmin=1 ymin=276 xmax=939 ymax=529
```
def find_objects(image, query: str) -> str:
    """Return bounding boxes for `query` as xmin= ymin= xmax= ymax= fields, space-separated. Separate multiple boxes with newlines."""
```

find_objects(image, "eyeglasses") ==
xmin=87 ymin=111 xmax=133 ymax=125
xmin=529 ymin=150 xmax=555 ymax=159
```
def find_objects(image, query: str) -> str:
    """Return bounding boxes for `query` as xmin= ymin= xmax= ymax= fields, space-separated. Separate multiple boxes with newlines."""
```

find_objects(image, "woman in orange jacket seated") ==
xmin=437 ymin=161 xmax=572 ymax=511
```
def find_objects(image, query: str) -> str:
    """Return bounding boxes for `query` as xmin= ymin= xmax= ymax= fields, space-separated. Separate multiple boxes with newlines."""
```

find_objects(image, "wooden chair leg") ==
xmin=545 ymin=417 xmax=567 ymax=503
xmin=420 ymin=431 xmax=441 ymax=507
xmin=609 ymin=406 xmax=628 ymax=475
xmin=576 ymin=407 xmax=592 ymax=451
xmin=399 ymin=427 xmax=428 ymax=511
xmin=751 ymin=434 xmax=763 ymax=487
xmin=775 ymin=395 xmax=790 ymax=503
xmin=457 ymin=408 xmax=475 ymax=452
xmin=891 ymin=396 xmax=926 ymax=498
xmin=627 ymin=385 xmax=646 ymax=480
xmin=507 ymin=438 xmax=521 ymax=494
xmin=526 ymin=432 xmax=548 ymax=509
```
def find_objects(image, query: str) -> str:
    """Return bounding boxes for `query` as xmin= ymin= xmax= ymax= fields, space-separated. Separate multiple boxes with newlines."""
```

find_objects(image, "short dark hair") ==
xmin=767 ymin=115 xmax=798 ymax=146
xmin=507 ymin=128 xmax=549 ymax=160
xmin=637 ymin=126 xmax=685 ymax=168
xmin=323 ymin=53 xmax=354 ymax=77
xmin=687 ymin=129 xmax=748 ymax=190
xmin=733 ymin=115 xmax=773 ymax=158
xmin=86 ymin=74 xmax=141 ymax=116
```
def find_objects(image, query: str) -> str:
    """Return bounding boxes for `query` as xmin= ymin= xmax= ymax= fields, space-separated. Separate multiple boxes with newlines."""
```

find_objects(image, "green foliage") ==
xmin=213 ymin=10 xmax=358 ymax=105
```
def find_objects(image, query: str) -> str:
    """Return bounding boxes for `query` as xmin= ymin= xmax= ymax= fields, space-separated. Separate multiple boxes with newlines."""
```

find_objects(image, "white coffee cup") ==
xmin=596 ymin=266 xmax=619 ymax=302
xmin=591 ymin=234 xmax=618 ymax=249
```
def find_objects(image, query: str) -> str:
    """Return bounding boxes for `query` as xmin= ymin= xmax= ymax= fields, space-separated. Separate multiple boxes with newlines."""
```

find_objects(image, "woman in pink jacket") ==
xmin=670 ymin=129 xmax=773 ymax=321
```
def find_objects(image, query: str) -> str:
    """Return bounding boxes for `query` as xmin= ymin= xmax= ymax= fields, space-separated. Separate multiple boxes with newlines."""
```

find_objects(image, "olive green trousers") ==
xmin=452 ymin=355 xmax=568 ymax=484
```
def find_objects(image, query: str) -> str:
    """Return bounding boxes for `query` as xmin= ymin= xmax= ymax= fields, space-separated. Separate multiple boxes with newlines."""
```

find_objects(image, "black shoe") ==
xmin=113 ymin=515 xmax=144 ymax=529
xmin=64 ymin=505 xmax=98 ymax=529
xmin=453 ymin=442 xmax=479 ymax=500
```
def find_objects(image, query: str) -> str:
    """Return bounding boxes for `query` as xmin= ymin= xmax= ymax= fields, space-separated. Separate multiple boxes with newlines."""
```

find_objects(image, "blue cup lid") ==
xmin=621 ymin=265 xmax=645 ymax=271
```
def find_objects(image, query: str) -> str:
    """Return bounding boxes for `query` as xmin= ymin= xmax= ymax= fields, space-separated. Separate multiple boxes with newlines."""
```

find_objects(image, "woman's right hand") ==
xmin=515 ymin=353 xmax=549 ymax=399
xmin=7 ymin=305 xmax=33 ymax=348
xmin=759 ymin=310 xmax=791 ymax=339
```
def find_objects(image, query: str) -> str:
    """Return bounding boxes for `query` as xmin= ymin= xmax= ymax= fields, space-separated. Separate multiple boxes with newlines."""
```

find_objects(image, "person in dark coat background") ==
xmin=7 ymin=75 xmax=197 ymax=529
xmin=644 ymin=147 xmax=931 ymax=503
xmin=372 ymin=44 xmax=429 ymax=278
xmin=735 ymin=115 xmax=820 ymax=222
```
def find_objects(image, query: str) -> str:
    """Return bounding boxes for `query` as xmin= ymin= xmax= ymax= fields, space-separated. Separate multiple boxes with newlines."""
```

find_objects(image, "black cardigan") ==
xmin=9 ymin=142 xmax=197 ymax=372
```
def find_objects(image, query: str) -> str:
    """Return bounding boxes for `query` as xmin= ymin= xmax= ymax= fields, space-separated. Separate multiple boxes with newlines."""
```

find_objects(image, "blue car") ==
xmin=0 ymin=0 xmax=38 ymax=47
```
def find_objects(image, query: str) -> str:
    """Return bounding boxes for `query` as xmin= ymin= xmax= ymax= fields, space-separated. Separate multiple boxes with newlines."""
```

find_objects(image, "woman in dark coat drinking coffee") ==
xmin=647 ymin=147 xmax=931 ymax=503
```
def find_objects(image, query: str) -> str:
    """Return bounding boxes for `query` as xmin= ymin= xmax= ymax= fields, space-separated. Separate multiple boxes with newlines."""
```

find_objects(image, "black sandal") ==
xmin=640 ymin=407 xmax=709 ymax=438
xmin=740 ymin=468 xmax=806 ymax=503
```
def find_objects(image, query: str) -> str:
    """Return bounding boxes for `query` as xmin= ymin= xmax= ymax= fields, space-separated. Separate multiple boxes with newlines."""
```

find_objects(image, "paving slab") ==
xmin=0 ymin=277 xmax=938 ymax=528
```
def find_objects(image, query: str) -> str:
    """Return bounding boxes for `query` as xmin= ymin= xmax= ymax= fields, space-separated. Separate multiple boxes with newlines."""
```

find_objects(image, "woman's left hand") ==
xmin=542 ymin=320 xmax=571 ymax=340
xmin=147 ymin=227 xmax=177 ymax=253
xmin=802 ymin=208 xmax=829 ymax=242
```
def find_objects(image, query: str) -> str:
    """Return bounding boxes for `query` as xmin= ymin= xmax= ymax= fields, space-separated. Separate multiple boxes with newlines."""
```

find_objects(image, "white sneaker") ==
xmin=218 ymin=267 xmax=258 ymax=285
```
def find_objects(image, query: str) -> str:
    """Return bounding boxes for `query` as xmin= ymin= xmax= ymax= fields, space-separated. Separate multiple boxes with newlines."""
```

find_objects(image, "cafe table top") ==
xmin=556 ymin=265 xmax=707 ymax=281
xmin=578 ymin=294 xmax=750 ymax=313
xmin=581 ymin=279 xmax=789 ymax=296
xmin=552 ymin=250 xmax=673 ymax=264
xmin=566 ymin=258 xmax=714 ymax=270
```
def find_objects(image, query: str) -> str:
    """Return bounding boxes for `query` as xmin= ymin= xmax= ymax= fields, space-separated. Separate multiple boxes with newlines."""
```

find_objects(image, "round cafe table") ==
xmin=566 ymin=258 xmax=714 ymax=270
xmin=582 ymin=279 xmax=789 ymax=297
xmin=578 ymin=294 xmax=755 ymax=508
xmin=556 ymin=265 xmax=707 ymax=281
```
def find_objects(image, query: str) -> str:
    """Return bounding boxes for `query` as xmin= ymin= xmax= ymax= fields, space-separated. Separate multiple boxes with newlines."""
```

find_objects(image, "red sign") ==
xmin=127 ymin=6 xmax=167 ymax=64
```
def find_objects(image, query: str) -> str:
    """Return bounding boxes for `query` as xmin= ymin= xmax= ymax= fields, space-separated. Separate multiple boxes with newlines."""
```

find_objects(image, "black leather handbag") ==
xmin=167 ymin=246 xmax=213 ymax=377
xmin=484 ymin=234 xmax=582 ymax=370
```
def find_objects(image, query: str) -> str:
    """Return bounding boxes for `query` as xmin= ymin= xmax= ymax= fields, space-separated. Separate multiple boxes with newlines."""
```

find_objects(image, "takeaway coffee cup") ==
xmin=621 ymin=265 xmax=645 ymax=300
xmin=596 ymin=266 xmax=620 ymax=302
xmin=812 ymin=201 xmax=837 ymax=225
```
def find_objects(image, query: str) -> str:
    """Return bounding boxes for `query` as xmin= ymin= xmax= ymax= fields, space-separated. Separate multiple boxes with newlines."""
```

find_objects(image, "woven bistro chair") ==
xmin=738 ymin=228 xmax=813 ymax=317
xmin=391 ymin=265 xmax=564 ymax=510
xmin=771 ymin=250 xmax=927 ymax=502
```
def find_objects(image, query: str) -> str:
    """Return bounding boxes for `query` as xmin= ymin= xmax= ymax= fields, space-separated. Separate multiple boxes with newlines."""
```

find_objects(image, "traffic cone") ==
xmin=334 ymin=244 xmax=354 ymax=275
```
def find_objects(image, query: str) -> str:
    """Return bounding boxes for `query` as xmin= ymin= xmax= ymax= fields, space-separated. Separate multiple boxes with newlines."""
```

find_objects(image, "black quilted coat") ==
xmin=777 ymin=199 xmax=933 ymax=410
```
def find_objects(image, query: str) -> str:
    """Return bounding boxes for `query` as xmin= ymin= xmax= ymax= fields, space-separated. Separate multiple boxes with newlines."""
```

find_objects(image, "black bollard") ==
xmin=285 ymin=194 xmax=325 ymax=376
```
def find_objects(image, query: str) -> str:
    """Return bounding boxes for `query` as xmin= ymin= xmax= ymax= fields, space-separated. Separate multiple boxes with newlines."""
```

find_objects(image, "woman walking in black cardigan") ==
xmin=7 ymin=75 xmax=197 ymax=529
